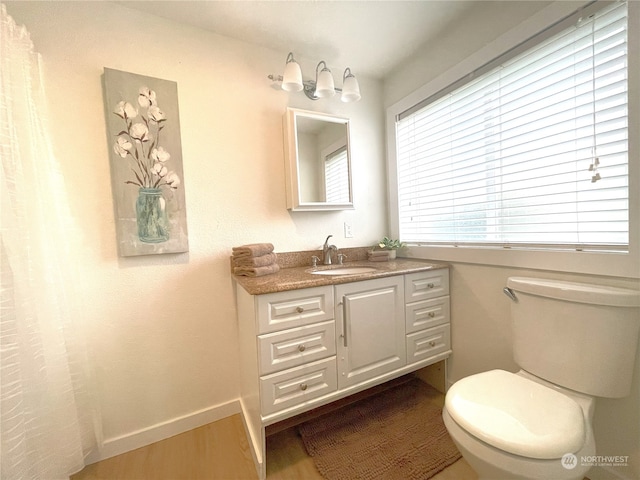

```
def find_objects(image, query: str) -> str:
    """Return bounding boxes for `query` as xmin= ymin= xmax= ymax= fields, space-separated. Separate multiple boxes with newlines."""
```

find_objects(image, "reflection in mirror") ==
xmin=284 ymin=108 xmax=353 ymax=211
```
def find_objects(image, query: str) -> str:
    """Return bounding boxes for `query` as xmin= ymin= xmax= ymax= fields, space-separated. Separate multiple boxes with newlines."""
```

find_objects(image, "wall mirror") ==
xmin=283 ymin=108 xmax=353 ymax=211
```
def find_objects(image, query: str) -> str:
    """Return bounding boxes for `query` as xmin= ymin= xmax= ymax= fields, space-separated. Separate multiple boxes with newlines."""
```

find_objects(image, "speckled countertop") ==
xmin=232 ymin=247 xmax=448 ymax=295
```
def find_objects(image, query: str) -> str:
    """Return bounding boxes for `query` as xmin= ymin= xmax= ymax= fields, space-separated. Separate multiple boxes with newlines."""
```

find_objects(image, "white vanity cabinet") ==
xmin=235 ymin=267 xmax=450 ymax=479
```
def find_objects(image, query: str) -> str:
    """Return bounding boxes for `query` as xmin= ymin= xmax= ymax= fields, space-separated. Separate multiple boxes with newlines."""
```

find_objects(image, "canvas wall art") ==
xmin=103 ymin=68 xmax=189 ymax=256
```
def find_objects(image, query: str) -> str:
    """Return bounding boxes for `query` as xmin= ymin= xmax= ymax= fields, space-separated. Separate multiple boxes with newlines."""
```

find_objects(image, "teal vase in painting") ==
xmin=136 ymin=188 xmax=169 ymax=243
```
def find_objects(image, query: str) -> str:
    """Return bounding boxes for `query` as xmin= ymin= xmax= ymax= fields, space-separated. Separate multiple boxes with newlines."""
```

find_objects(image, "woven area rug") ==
xmin=297 ymin=378 xmax=461 ymax=480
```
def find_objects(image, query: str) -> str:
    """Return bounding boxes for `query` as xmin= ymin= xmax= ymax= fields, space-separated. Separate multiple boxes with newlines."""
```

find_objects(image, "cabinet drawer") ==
xmin=260 ymin=357 xmax=337 ymax=416
xmin=404 ymin=269 xmax=449 ymax=303
xmin=406 ymin=324 xmax=451 ymax=364
xmin=258 ymin=320 xmax=336 ymax=375
xmin=406 ymin=296 xmax=450 ymax=334
xmin=257 ymin=286 xmax=334 ymax=334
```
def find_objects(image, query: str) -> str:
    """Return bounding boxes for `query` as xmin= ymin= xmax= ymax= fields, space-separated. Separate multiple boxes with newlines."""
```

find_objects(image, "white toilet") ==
xmin=443 ymin=277 xmax=640 ymax=480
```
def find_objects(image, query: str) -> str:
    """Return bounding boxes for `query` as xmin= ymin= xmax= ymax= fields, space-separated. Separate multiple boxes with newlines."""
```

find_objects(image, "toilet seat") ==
xmin=445 ymin=369 xmax=586 ymax=459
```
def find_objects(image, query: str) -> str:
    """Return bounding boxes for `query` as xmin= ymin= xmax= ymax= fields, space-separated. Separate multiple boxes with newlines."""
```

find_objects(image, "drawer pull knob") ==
xmin=296 ymin=306 xmax=304 ymax=313
xmin=427 ymin=283 xmax=435 ymax=289
xmin=298 ymin=344 xmax=306 ymax=352
xmin=300 ymin=383 xmax=308 ymax=391
xmin=428 ymin=312 xmax=436 ymax=318
xmin=429 ymin=341 xmax=437 ymax=347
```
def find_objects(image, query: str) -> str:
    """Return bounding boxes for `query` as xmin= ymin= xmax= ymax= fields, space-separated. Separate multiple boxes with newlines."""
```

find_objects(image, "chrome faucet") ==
xmin=323 ymin=235 xmax=337 ymax=265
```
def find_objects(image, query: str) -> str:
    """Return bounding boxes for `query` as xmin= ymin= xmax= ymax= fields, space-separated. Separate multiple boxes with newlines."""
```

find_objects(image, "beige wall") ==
xmin=4 ymin=0 xmax=386 ymax=460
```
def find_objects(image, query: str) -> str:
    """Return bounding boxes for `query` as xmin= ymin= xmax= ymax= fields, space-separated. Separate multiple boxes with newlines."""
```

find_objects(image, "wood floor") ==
xmin=72 ymin=409 xmax=478 ymax=480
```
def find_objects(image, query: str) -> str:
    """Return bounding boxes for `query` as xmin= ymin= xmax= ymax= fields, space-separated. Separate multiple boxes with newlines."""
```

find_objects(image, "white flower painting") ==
xmin=103 ymin=68 xmax=189 ymax=257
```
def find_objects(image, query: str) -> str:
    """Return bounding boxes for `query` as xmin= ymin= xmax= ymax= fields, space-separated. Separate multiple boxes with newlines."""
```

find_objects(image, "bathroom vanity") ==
xmin=234 ymin=257 xmax=450 ymax=479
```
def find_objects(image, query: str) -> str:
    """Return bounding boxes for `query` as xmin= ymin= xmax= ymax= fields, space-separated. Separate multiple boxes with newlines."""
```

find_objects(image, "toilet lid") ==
xmin=445 ymin=370 xmax=585 ymax=459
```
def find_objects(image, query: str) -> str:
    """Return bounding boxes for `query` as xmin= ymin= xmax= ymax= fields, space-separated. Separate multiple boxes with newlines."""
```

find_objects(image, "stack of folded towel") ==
xmin=232 ymin=243 xmax=280 ymax=277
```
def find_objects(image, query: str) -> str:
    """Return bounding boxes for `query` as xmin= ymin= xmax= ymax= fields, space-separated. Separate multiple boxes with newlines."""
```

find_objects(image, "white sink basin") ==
xmin=309 ymin=266 xmax=378 ymax=276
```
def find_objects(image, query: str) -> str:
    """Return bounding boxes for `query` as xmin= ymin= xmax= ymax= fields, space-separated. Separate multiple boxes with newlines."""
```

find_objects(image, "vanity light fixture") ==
xmin=268 ymin=52 xmax=361 ymax=103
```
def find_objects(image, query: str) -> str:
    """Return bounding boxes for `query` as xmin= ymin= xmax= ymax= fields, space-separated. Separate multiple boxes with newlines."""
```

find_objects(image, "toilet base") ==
xmin=443 ymin=407 xmax=593 ymax=480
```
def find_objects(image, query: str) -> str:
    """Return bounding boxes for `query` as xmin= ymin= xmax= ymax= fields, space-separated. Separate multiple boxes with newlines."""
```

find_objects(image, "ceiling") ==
xmin=116 ymin=1 xmax=480 ymax=80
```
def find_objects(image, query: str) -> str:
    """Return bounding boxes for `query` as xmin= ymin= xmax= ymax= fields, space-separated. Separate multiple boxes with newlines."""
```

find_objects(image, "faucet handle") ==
xmin=311 ymin=255 xmax=320 ymax=267
xmin=337 ymin=253 xmax=347 ymax=265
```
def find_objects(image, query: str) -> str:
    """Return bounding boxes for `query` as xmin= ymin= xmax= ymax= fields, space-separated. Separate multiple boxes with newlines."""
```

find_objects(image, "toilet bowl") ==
xmin=443 ymin=369 xmax=594 ymax=480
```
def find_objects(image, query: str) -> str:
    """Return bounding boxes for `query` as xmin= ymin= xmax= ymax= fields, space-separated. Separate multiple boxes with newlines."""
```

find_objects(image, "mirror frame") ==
xmin=283 ymin=108 xmax=354 ymax=211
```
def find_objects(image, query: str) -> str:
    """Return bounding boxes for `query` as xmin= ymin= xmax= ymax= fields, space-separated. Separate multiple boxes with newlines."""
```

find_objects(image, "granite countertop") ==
xmin=233 ymin=252 xmax=448 ymax=295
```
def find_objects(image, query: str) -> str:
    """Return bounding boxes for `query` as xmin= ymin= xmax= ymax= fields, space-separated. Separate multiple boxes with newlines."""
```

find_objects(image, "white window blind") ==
xmin=325 ymin=146 xmax=350 ymax=203
xmin=396 ymin=2 xmax=628 ymax=251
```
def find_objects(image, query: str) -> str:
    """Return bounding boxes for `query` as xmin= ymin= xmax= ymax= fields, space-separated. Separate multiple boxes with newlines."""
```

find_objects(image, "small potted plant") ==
xmin=376 ymin=236 xmax=406 ymax=259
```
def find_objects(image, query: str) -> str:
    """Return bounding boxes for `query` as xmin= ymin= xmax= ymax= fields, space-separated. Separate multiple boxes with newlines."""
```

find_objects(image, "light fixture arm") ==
xmin=315 ymin=61 xmax=328 ymax=82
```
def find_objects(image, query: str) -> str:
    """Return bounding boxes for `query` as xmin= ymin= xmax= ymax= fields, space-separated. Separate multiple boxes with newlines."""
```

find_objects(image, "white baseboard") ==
xmin=85 ymin=399 xmax=241 ymax=465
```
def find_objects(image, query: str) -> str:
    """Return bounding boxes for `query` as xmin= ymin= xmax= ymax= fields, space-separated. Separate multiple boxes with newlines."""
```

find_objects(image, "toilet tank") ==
xmin=506 ymin=277 xmax=640 ymax=398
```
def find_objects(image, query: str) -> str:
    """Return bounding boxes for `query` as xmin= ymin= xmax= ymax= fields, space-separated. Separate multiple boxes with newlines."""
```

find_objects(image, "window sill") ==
xmin=404 ymin=244 xmax=639 ymax=280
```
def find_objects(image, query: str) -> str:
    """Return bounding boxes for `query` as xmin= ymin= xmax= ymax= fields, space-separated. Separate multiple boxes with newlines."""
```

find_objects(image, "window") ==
xmin=394 ymin=2 xmax=628 ymax=252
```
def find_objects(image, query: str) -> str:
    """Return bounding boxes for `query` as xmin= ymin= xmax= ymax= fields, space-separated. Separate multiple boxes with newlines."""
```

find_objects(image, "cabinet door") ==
xmin=335 ymin=277 xmax=405 ymax=389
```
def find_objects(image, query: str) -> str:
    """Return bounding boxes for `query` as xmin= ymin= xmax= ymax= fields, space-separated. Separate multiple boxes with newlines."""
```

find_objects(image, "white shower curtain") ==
xmin=0 ymin=5 xmax=101 ymax=478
